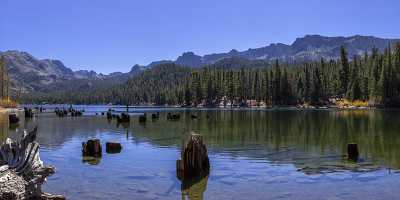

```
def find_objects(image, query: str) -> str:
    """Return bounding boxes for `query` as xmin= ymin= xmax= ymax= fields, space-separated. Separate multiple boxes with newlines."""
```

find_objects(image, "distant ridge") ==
xmin=164 ymin=35 xmax=400 ymax=68
xmin=1 ymin=34 xmax=399 ymax=92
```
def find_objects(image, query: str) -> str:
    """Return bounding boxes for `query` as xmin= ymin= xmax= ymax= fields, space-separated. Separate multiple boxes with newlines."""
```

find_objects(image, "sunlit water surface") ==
xmin=2 ymin=107 xmax=400 ymax=200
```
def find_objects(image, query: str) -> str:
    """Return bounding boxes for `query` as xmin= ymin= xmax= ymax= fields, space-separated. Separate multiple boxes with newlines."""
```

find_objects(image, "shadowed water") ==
xmin=2 ymin=107 xmax=400 ymax=200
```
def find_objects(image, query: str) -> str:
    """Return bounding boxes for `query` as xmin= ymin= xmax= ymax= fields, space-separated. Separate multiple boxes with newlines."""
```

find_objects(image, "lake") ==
xmin=2 ymin=107 xmax=400 ymax=200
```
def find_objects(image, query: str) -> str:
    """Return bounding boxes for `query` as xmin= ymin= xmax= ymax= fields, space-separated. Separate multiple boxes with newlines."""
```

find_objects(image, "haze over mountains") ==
xmin=1 ymin=34 xmax=399 ymax=93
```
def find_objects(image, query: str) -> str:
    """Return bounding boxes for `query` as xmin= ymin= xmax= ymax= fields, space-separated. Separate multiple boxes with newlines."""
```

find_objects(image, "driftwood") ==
xmin=82 ymin=139 xmax=102 ymax=157
xmin=106 ymin=142 xmax=122 ymax=154
xmin=177 ymin=133 xmax=210 ymax=180
xmin=0 ymin=127 xmax=65 ymax=200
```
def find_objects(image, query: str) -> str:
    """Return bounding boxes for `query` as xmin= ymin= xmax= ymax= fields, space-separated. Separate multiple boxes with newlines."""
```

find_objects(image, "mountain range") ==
xmin=1 ymin=34 xmax=399 ymax=93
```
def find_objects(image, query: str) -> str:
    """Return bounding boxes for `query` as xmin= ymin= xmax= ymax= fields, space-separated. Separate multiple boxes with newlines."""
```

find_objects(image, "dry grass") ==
xmin=336 ymin=99 xmax=368 ymax=107
xmin=0 ymin=98 xmax=18 ymax=108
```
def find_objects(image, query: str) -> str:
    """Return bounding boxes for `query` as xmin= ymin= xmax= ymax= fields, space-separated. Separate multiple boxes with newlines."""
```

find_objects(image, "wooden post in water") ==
xmin=347 ymin=143 xmax=359 ymax=161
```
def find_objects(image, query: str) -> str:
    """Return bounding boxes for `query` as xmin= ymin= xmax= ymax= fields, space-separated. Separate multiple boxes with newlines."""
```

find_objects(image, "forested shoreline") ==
xmin=23 ymin=44 xmax=400 ymax=108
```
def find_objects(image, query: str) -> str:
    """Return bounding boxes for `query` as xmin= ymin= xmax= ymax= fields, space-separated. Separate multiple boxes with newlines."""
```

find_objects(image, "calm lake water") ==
xmin=2 ymin=107 xmax=400 ymax=200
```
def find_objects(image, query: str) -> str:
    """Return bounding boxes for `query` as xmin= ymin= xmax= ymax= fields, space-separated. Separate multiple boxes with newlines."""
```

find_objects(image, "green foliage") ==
xmin=23 ymin=43 xmax=400 ymax=107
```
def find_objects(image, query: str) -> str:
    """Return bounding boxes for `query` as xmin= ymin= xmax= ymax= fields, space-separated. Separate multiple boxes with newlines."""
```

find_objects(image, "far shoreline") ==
xmin=17 ymin=104 xmax=400 ymax=112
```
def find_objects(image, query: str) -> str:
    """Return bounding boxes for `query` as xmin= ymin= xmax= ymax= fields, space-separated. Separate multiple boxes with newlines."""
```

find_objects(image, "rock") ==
xmin=82 ymin=139 xmax=102 ymax=157
xmin=106 ymin=142 xmax=122 ymax=154
xmin=347 ymin=143 xmax=359 ymax=161
xmin=8 ymin=113 xmax=19 ymax=124
xmin=177 ymin=133 xmax=210 ymax=180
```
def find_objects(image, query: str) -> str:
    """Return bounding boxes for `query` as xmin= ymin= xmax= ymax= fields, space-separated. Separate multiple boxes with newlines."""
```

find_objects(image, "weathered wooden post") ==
xmin=106 ymin=142 xmax=122 ymax=154
xmin=347 ymin=143 xmax=359 ymax=161
xmin=176 ymin=132 xmax=210 ymax=180
xmin=82 ymin=139 xmax=102 ymax=157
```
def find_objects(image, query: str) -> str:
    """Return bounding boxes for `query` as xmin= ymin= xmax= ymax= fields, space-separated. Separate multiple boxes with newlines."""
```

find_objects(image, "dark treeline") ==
xmin=24 ymin=44 xmax=400 ymax=107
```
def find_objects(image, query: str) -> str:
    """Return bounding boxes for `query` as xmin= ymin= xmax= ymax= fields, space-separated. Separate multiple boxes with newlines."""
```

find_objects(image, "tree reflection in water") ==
xmin=181 ymin=175 xmax=209 ymax=200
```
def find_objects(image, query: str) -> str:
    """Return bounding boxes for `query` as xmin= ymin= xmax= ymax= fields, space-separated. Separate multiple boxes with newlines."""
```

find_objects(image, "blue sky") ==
xmin=1 ymin=0 xmax=399 ymax=74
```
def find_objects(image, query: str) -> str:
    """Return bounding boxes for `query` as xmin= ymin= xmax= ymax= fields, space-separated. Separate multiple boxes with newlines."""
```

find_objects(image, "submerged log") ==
xmin=177 ymin=133 xmax=210 ymax=180
xmin=82 ymin=139 xmax=102 ymax=157
xmin=0 ymin=127 xmax=65 ymax=199
xmin=8 ymin=114 xmax=19 ymax=124
xmin=106 ymin=142 xmax=122 ymax=154
xmin=347 ymin=143 xmax=359 ymax=161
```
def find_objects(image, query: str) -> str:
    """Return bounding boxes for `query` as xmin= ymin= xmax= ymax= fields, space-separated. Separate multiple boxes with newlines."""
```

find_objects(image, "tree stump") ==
xmin=116 ymin=113 xmax=130 ymax=123
xmin=347 ymin=143 xmax=359 ymax=161
xmin=24 ymin=107 xmax=34 ymax=118
xmin=106 ymin=142 xmax=122 ymax=154
xmin=106 ymin=111 xmax=112 ymax=119
xmin=167 ymin=113 xmax=180 ymax=121
xmin=151 ymin=112 xmax=160 ymax=120
xmin=177 ymin=133 xmax=210 ymax=180
xmin=82 ymin=139 xmax=102 ymax=157
xmin=8 ymin=114 xmax=19 ymax=124
xmin=0 ymin=127 xmax=65 ymax=199
xmin=139 ymin=114 xmax=147 ymax=123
